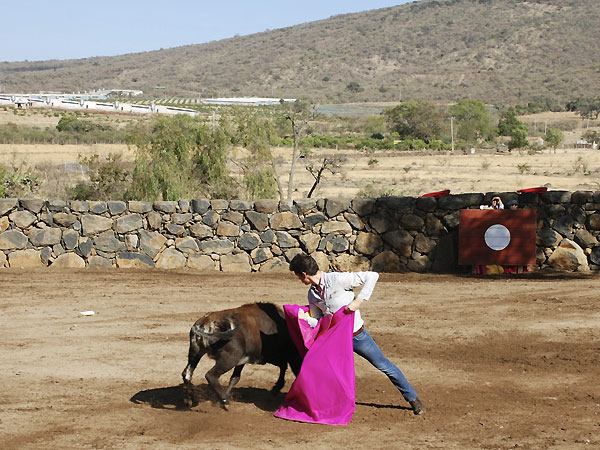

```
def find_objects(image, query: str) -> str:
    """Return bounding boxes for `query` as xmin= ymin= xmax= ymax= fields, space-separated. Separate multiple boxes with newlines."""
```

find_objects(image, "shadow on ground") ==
xmin=130 ymin=383 xmax=286 ymax=412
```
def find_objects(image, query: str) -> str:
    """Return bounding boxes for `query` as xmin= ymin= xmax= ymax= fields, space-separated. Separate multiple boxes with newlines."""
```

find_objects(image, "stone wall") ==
xmin=1 ymin=192 xmax=599 ymax=272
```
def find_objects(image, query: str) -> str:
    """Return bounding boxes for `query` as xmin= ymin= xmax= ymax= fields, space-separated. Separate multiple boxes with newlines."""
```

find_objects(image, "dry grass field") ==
xmin=1 ymin=109 xmax=599 ymax=199
xmin=3 ymin=142 xmax=599 ymax=200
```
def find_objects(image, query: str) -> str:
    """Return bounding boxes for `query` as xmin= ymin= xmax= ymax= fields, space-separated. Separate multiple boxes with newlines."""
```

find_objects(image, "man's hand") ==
xmin=297 ymin=309 xmax=307 ymax=320
xmin=344 ymin=298 xmax=364 ymax=314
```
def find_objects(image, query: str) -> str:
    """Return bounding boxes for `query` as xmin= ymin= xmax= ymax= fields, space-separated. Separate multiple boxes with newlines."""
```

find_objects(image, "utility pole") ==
xmin=450 ymin=116 xmax=455 ymax=152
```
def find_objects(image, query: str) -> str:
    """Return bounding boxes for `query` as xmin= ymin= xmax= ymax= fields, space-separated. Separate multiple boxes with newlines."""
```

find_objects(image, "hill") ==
xmin=1 ymin=0 xmax=599 ymax=106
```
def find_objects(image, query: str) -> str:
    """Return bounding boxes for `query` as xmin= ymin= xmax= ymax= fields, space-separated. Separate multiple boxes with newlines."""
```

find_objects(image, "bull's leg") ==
xmin=182 ymin=338 xmax=205 ymax=385
xmin=226 ymin=365 xmax=244 ymax=394
xmin=289 ymin=354 xmax=303 ymax=377
xmin=182 ymin=336 xmax=205 ymax=408
xmin=205 ymin=359 xmax=237 ymax=410
xmin=270 ymin=364 xmax=286 ymax=394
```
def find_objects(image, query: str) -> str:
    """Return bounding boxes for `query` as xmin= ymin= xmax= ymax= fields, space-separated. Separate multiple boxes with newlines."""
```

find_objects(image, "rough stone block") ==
xmin=191 ymin=199 xmax=210 ymax=214
xmin=88 ymin=256 xmax=114 ymax=268
xmin=8 ymin=249 xmax=43 ymax=268
xmin=89 ymin=201 xmax=108 ymax=214
xmin=128 ymin=201 xmax=153 ymax=214
xmin=220 ymin=253 xmax=251 ymax=272
xmin=325 ymin=198 xmax=350 ymax=217
xmin=153 ymin=201 xmax=177 ymax=213
xmin=115 ymin=214 xmax=143 ymax=233
xmin=50 ymin=253 xmax=85 ymax=268
xmin=155 ymin=248 xmax=186 ymax=269
xmin=187 ymin=254 xmax=216 ymax=270
xmin=20 ymin=198 xmax=45 ymax=213
xmin=116 ymin=252 xmax=155 ymax=268
xmin=81 ymin=215 xmax=113 ymax=236
xmin=0 ymin=198 xmax=19 ymax=216
xmin=29 ymin=228 xmax=62 ymax=247
xmin=254 ymin=199 xmax=278 ymax=214
xmin=245 ymin=211 xmax=268 ymax=231
xmin=270 ymin=212 xmax=303 ymax=230
xmin=107 ymin=201 xmax=127 ymax=216
xmin=354 ymin=232 xmax=383 ymax=256
xmin=9 ymin=210 xmax=36 ymax=229
xmin=94 ymin=231 xmax=126 ymax=253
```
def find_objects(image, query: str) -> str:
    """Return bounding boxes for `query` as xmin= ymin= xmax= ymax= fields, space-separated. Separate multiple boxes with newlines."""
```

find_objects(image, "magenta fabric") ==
xmin=274 ymin=304 xmax=356 ymax=425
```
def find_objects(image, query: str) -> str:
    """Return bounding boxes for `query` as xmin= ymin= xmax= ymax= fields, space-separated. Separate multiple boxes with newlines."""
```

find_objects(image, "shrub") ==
xmin=68 ymin=153 xmax=130 ymax=201
xmin=517 ymin=163 xmax=531 ymax=174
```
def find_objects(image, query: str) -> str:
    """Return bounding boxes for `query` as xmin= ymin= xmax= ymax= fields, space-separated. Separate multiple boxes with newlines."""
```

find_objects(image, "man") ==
xmin=480 ymin=196 xmax=504 ymax=210
xmin=506 ymin=199 xmax=519 ymax=210
xmin=288 ymin=253 xmax=425 ymax=415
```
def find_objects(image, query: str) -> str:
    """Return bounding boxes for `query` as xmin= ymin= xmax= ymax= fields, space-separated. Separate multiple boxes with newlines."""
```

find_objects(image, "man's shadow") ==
xmin=129 ymin=383 xmax=286 ymax=412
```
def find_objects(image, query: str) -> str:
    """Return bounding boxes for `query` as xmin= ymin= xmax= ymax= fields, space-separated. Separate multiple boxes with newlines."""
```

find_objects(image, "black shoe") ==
xmin=409 ymin=398 xmax=425 ymax=415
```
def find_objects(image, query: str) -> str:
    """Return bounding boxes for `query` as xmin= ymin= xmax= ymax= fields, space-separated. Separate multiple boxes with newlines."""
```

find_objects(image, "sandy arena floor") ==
xmin=1 ymin=269 xmax=599 ymax=449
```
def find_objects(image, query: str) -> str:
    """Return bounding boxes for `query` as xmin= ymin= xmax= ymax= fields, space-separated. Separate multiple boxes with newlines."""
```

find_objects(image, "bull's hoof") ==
xmin=269 ymin=387 xmax=282 ymax=396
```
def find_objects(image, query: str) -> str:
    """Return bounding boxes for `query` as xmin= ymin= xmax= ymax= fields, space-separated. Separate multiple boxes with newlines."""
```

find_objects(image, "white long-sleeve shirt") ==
xmin=305 ymin=271 xmax=379 ymax=332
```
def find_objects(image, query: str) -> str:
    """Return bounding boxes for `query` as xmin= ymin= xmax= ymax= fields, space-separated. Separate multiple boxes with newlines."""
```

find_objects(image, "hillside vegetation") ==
xmin=1 ymin=0 xmax=598 ymax=106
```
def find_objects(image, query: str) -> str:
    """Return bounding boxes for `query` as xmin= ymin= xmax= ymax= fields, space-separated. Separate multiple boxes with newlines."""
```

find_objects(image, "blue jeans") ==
xmin=353 ymin=328 xmax=418 ymax=402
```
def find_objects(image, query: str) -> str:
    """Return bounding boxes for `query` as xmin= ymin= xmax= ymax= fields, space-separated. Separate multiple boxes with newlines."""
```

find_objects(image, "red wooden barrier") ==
xmin=458 ymin=209 xmax=537 ymax=265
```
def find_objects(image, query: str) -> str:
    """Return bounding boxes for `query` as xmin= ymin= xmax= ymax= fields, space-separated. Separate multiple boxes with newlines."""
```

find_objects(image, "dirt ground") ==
xmin=1 ymin=269 xmax=599 ymax=449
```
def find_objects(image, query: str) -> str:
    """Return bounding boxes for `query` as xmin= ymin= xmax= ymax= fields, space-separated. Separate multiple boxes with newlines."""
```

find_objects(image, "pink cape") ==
xmin=274 ymin=305 xmax=355 ymax=425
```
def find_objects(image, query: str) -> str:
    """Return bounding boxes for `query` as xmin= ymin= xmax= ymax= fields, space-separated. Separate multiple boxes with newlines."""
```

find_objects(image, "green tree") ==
xmin=508 ymin=126 xmax=529 ymax=151
xmin=225 ymin=107 xmax=279 ymax=200
xmin=498 ymin=109 xmax=529 ymax=151
xmin=383 ymin=100 xmax=445 ymax=141
xmin=346 ymin=82 xmax=363 ymax=93
xmin=449 ymin=99 xmax=495 ymax=143
xmin=56 ymin=115 xmax=79 ymax=132
xmin=128 ymin=115 xmax=233 ymax=201
xmin=363 ymin=115 xmax=387 ymax=138
xmin=573 ymin=97 xmax=600 ymax=120
xmin=545 ymin=128 xmax=564 ymax=153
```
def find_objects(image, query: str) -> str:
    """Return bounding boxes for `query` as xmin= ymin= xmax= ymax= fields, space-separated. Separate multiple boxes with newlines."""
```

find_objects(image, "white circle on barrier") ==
xmin=484 ymin=224 xmax=511 ymax=251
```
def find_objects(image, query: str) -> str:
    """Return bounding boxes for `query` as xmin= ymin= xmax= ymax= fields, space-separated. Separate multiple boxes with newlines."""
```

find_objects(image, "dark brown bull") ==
xmin=182 ymin=302 xmax=302 ymax=409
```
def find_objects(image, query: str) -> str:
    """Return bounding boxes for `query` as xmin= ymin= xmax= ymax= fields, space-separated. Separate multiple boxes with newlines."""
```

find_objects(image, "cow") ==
xmin=182 ymin=302 xmax=302 ymax=410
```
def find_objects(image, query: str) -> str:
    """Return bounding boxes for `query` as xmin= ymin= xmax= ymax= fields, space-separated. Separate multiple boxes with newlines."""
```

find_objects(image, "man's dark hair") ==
xmin=289 ymin=254 xmax=319 ymax=276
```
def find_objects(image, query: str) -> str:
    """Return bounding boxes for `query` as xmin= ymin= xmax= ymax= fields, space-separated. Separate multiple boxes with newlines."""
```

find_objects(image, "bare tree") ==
xmin=305 ymin=155 xmax=346 ymax=198
xmin=283 ymin=100 xmax=314 ymax=202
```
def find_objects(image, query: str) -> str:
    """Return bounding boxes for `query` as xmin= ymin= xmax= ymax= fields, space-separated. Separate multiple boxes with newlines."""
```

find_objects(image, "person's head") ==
xmin=289 ymin=254 xmax=319 ymax=285
xmin=506 ymin=199 xmax=518 ymax=209
xmin=491 ymin=196 xmax=501 ymax=207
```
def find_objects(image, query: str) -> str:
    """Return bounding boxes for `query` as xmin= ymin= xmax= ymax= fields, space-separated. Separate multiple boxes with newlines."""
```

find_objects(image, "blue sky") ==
xmin=1 ymin=1 xmax=414 ymax=62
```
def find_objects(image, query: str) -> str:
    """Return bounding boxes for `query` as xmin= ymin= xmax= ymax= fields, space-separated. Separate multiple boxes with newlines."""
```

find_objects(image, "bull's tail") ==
xmin=182 ymin=319 xmax=238 ymax=387
xmin=191 ymin=318 xmax=238 ymax=347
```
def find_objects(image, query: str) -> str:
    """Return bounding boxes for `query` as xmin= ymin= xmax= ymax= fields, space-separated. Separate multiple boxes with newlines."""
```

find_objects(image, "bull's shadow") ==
xmin=130 ymin=383 xmax=286 ymax=412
